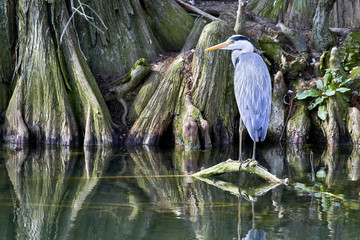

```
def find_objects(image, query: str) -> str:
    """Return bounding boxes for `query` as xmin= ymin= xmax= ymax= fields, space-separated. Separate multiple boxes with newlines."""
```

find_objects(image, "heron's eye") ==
xmin=231 ymin=40 xmax=235 ymax=44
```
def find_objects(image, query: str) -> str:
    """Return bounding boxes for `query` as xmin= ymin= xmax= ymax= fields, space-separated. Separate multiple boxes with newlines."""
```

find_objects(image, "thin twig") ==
xmin=60 ymin=6 xmax=81 ymax=44
xmin=72 ymin=6 xmax=94 ymax=20
xmin=60 ymin=1 xmax=108 ymax=44
xmin=72 ymin=7 xmax=105 ymax=34
xmin=82 ymin=3 xmax=108 ymax=30
xmin=77 ymin=0 xmax=89 ymax=21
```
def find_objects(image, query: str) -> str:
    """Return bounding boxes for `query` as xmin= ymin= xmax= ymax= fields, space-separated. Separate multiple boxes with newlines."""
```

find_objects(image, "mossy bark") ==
xmin=0 ymin=0 xmax=14 ymax=83
xmin=311 ymin=0 xmax=337 ymax=52
xmin=347 ymin=107 xmax=360 ymax=145
xmin=174 ymin=95 xmax=211 ymax=149
xmin=105 ymin=58 xmax=151 ymax=125
xmin=173 ymin=18 xmax=211 ymax=149
xmin=74 ymin=0 xmax=194 ymax=78
xmin=330 ymin=0 xmax=360 ymax=28
xmin=268 ymin=71 xmax=286 ymax=140
xmin=1 ymin=1 xmax=115 ymax=146
xmin=126 ymin=56 xmax=185 ymax=145
xmin=286 ymin=103 xmax=311 ymax=144
xmin=248 ymin=0 xmax=314 ymax=29
xmin=248 ymin=0 xmax=358 ymax=30
xmin=127 ymin=61 xmax=167 ymax=124
xmin=311 ymin=95 xmax=351 ymax=146
xmin=0 ymin=0 xmax=15 ymax=116
xmin=2 ymin=1 xmax=79 ymax=145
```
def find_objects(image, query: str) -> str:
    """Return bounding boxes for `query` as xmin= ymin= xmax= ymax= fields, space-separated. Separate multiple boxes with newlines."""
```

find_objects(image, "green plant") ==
xmin=295 ymin=69 xmax=353 ymax=120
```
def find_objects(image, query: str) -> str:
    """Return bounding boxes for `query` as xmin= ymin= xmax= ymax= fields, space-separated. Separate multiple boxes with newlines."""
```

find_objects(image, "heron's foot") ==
xmin=239 ymin=159 xmax=252 ymax=171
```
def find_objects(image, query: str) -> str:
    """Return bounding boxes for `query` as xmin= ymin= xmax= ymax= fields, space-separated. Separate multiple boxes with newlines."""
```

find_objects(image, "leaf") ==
xmin=323 ymin=73 xmax=331 ymax=87
xmin=339 ymin=78 xmax=353 ymax=87
xmin=324 ymin=89 xmax=336 ymax=96
xmin=342 ymin=94 xmax=350 ymax=102
xmin=296 ymin=89 xmax=320 ymax=100
xmin=316 ymin=80 xmax=324 ymax=90
xmin=308 ymin=96 xmax=325 ymax=110
xmin=318 ymin=105 xmax=328 ymax=120
xmin=336 ymin=87 xmax=351 ymax=93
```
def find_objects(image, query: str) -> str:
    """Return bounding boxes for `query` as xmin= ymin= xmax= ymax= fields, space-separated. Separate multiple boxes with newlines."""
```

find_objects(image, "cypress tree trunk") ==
xmin=0 ymin=0 xmax=15 ymax=119
xmin=311 ymin=0 xmax=338 ymax=51
xmin=330 ymin=0 xmax=360 ymax=28
xmin=3 ymin=1 xmax=80 ymax=145
xmin=1 ymin=1 xmax=115 ymax=145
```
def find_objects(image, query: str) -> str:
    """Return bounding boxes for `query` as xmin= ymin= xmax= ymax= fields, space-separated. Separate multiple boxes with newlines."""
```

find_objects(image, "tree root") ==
xmin=192 ymin=159 xmax=289 ymax=184
xmin=105 ymin=58 xmax=151 ymax=125
xmin=119 ymin=98 xmax=128 ymax=125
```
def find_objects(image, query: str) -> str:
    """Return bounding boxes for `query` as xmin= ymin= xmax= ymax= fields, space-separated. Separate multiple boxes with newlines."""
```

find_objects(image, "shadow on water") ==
xmin=0 ymin=144 xmax=359 ymax=239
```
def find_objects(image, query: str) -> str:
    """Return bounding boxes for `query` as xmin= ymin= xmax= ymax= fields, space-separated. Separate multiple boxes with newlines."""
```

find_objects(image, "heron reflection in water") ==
xmin=238 ymin=197 xmax=267 ymax=240
xmin=206 ymin=35 xmax=271 ymax=165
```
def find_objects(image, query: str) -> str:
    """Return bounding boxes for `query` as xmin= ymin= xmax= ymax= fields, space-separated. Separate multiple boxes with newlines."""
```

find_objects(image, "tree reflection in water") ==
xmin=0 ymin=144 xmax=359 ymax=240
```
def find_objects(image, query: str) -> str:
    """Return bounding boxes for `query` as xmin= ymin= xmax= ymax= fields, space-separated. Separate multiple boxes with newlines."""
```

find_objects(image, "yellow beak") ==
xmin=205 ymin=41 xmax=230 ymax=51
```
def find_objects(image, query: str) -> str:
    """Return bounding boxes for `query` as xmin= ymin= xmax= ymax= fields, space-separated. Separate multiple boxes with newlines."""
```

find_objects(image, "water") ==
xmin=0 ymin=144 xmax=359 ymax=240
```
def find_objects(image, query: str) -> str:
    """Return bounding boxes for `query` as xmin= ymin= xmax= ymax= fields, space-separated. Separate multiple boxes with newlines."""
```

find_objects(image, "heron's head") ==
xmin=205 ymin=35 xmax=255 ymax=53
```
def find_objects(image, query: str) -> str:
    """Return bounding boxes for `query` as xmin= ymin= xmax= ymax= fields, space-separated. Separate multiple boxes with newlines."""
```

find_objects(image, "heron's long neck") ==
xmin=231 ymin=43 xmax=255 ymax=67
xmin=231 ymin=50 xmax=246 ymax=67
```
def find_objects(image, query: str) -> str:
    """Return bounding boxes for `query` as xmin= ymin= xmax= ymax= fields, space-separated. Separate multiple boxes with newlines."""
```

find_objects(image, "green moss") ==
xmin=120 ymin=58 xmax=150 ymax=84
xmin=284 ymin=57 xmax=307 ymax=79
xmin=258 ymin=37 xmax=283 ymax=65
xmin=286 ymin=103 xmax=311 ymax=143
xmin=145 ymin=0 xmax=194 ymax=51
xmin=350 ymin=66 xmax=360 ymax=81
xmin=339 ymin=31 xmax=360 ymax=71
xmin=319 ymin=51 xmax=330 ymax=75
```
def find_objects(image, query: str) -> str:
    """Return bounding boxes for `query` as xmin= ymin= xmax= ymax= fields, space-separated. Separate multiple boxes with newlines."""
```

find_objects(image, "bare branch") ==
xmin=175 ymin=0 xmax=224 ymax=22
xmin=192 ymin=159 xmax=289 ymax=184
xmin=72 ymin=7 xmax=104 ymax=34
xmin=60 ymin=6 xmax=80 ymax=44
xmin=82 ymin=3 xmax=109 ymax=30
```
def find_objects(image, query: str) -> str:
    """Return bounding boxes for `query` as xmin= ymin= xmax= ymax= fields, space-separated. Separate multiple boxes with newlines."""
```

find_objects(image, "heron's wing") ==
xmin=234 ymin=53 xmax=272 ymax=142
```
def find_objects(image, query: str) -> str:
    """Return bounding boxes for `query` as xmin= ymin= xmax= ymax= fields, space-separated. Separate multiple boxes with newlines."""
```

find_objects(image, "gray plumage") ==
xmin=233 ymin=51 xmax=271 ymax=142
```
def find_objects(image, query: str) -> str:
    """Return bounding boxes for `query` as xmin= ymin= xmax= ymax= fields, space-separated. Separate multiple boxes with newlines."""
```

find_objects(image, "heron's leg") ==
xmin=238 ymin=127 xmax=243 ymax=162
xmin=252 ymin=141 xmax=256 ymax=160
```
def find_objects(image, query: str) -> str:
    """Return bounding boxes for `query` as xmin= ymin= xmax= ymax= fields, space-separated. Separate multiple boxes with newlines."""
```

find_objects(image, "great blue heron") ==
xmin=205 ymin=35 xmax=271 ymax=163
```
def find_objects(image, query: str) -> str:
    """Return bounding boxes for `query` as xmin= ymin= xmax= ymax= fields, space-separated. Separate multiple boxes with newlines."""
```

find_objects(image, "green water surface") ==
xmin=0 ymin=144 xmax=359 ymax=240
